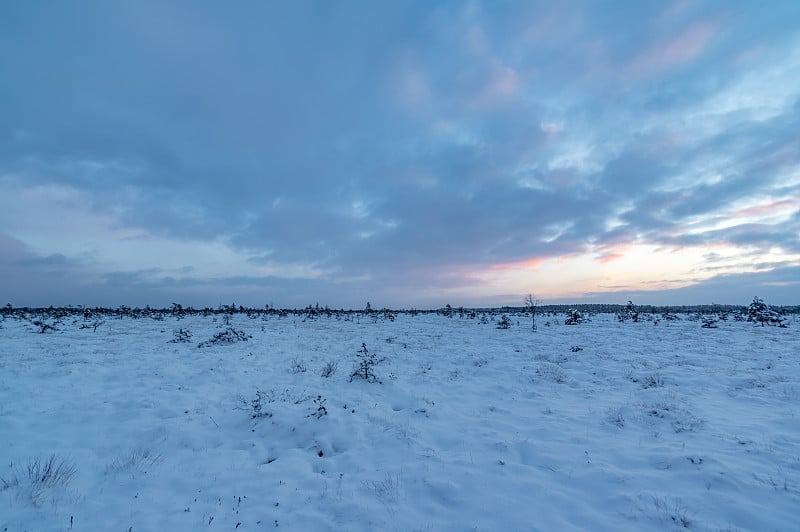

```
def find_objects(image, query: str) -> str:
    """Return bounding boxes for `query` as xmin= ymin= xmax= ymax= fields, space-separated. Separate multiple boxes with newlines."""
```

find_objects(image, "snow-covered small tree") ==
xmin=350 ymin=343 xmax=384 ymax=383
xmin=617 ymin=300 xmax=639 ymax=322
xmin=565 ymin=308 xmax=583 ymax=325
xmin=747 ymin=296 xmax=784 ymax=327
xmin=748 ymin=296 xmax=768 ymax=326
xmin=496 ymin=315 xmax=511 ymax=329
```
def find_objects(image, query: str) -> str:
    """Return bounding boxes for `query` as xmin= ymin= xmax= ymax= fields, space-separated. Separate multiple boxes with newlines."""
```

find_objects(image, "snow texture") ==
xmin=1 ymin=311 xmax=798 ymax=531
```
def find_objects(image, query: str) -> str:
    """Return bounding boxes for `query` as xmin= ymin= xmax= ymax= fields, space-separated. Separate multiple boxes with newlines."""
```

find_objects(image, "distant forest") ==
xmin=2 ymin=301 xmax=798 ymax=317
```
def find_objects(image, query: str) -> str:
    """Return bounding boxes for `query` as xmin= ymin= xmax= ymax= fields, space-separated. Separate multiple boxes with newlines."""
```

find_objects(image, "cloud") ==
xmin=629 ymin=21 xmax=717 ymax=76
xmin=0 ymin=233 xmax=92 ymax=305
xmin=1 ymin=1 xmax=799 ymax=307
xmin=623 ymin=264 xmax=800 ymax=306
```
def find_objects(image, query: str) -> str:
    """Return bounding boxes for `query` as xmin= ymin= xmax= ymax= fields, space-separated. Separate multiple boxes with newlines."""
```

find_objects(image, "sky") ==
xmin=1 ymin=0 xmax=799 ymax=309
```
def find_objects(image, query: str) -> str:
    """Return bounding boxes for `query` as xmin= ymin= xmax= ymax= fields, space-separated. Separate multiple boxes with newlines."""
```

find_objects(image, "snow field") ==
xmin=1 ymin=311 xmax=798 ymax=531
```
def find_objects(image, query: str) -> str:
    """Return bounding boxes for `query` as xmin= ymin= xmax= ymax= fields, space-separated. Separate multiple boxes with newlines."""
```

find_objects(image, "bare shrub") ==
xmin=236 ymin=389 xmax=275 ymax=419
xmin=651 ymin=496 xmax=693 ymax=529
xmin=105 ymin=447 xmax=162 ymax=476
xmin=169 ymin=328 xmax=193 ymax=343
xmin=197 ymin=326 xmax=251 ymax=348
xmin=535 ymin=363 xmax=567 ymax=384
xmin=524 ymin=293 xmax=540 ymax=331
xmin=701 ymin=316 xmax=718 ymax=328
xmin=308 ymin=395 xmax=328 ymax=419
xmin=1 ymin=455 xmax=76 ymax=506
xmin=79 ymin=318 xmax=105 ymax=332
xmin=606 ymin=407 xmax=625 ymax=428
xmin=320 ymin=360 xmax=338 ymax=378
xmin=31 ymin=319 xmax=59 ymax=333
xmin=641 ymin=374 xmax=665 ymax=389
xmin=290 ymin=357 xmax=308 ymax=374
xmin=23 ymin=455 xmax=75 ymax=488
xmin=639 ymin=401 xmax=704 ymax=433
xmin=364 ymin=472 xmax=403 ymax=507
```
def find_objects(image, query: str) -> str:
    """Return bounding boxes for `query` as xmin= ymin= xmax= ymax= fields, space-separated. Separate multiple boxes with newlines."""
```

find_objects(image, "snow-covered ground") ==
xmin=1 ymin=311 xmax=798 ymax=531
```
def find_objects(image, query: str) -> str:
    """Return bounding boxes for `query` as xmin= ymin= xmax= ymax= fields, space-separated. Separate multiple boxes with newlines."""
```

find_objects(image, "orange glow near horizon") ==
xmin=443 ymin=242 xmax=800 ymax=303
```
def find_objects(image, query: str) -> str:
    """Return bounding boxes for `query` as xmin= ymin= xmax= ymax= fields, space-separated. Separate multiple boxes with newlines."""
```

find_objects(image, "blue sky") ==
xmin=1 ymin=1 xmax=799 ymax=309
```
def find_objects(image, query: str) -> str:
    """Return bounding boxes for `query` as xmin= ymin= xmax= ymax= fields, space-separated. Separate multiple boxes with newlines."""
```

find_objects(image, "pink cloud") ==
xmin=485 ymin=63 xmax=519 ymax=98
xmin=593 ymin=232 xmax=638 ymax=264
xmin=630 ymin=21 xmax=717 ymax=76
xmin=763 ymin=143 xmax=800 ymax=168
xmin=484 ymin=250 xmax=592 ymax=275
xmin=730 ymin=198 xmax=800 ymax=218
xmin=466 ymin=62 xmax=520 ymax=109
xmin=488 ymin=256 xmax=548 ymax=273
xmin=596 ymin=246 xmax=630 ymax=264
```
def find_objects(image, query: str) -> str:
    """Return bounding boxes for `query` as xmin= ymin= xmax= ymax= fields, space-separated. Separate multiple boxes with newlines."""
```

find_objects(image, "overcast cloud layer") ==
xmin=2 ymin=1 xmax=799 ymax=308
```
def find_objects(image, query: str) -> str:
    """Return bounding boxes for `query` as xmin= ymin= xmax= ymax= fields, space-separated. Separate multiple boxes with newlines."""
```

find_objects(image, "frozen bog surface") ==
xmin=1 ymin=311 xmax=798 ymax=531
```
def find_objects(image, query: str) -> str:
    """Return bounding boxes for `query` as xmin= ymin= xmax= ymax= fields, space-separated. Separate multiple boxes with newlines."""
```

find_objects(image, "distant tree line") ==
xmin=2 ymin=298 xmax=797 ymax=321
